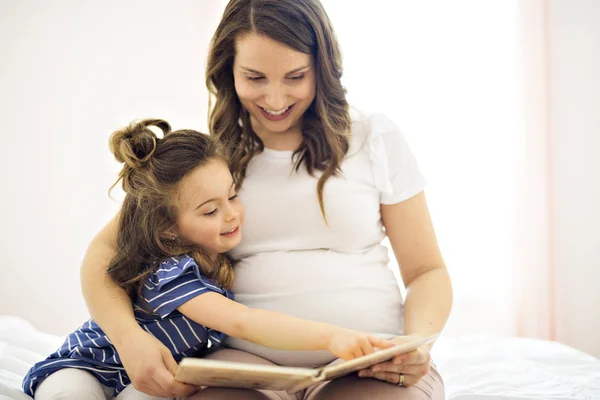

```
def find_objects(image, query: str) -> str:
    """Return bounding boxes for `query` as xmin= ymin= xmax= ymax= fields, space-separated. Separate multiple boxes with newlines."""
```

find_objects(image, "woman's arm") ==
xmin=80 ymin=212 xmax=138 ymax=340
xmin=382 ymin=191 xmax=452 ymax=338
xmin=80 ymin=213 xmax=195 ymax=397
xmin=178 ymin=293 xmax=393 ymax=360
xmin=359 ymin=191 xmax=452 ymax=386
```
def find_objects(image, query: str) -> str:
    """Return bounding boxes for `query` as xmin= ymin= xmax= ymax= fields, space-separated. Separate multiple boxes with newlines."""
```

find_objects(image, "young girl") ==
xmin=22 ymin=119 xmax=392 ymax=400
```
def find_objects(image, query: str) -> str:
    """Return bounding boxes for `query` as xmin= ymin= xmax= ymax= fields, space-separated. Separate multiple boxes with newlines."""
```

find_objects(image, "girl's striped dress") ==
xmin=22 ymin=255 xmax=233 ymax=397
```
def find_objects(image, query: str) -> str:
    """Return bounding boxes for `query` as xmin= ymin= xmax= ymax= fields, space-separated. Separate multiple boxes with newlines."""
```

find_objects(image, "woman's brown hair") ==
xmin=106 ymin=119 xmax=234 ymax=299
xmin=206 ymin=0 xmax=351 ymax=220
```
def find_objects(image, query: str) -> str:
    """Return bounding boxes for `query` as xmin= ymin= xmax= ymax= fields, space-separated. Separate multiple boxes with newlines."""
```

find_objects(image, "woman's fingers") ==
xmin=357 ymin=335 xmax=433 ymax=386
xmin=369 ymin=371 xmax=419 ymax=386
xmin=372 ymin=371 xmax=398 ymax=384
xmin=370 ymin=361 xmax=406 ymax=374
xmin=160 ymin=347 xmax=198 ymax=397
xmin=115 ymin=328 xmax=198 ymax=397
xmin=366 ymin=360 xmax=424 ymax=375
xmin=358 ymin=359 xmax=431 ymax=386
xmin=127 ymin=340 xmax=196 ymax=397
xmin=151 ymin=369 xmax=197 ymax=398
xmin=393 ymin=348 xmax=430 ymax=365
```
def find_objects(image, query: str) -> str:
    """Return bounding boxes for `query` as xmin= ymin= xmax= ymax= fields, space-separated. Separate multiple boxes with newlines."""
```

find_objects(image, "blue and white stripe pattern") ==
xmin=22 ymin=255 xmax=233 ymax=397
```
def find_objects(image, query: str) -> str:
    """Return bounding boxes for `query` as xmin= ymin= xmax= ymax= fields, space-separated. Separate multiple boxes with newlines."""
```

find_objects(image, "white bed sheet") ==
xmin=432 ymin=335 xmax=600 ymax=399
xmin=1 ymin=316 xmax=599 ymax=400
xmin=0 ymin=316 xmax=63 ymax=400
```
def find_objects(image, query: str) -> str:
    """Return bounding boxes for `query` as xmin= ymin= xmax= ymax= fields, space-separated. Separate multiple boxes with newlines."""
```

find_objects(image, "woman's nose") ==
xmin=264 ymin=84 xmax=287 ymax=111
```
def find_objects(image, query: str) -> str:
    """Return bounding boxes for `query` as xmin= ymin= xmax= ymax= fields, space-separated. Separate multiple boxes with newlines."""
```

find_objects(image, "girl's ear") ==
xmin=162 ymin=226 xmax=179 ymax=241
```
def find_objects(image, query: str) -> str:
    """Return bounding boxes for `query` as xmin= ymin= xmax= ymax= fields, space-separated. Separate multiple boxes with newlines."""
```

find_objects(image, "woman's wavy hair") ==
xmin=206 ymin=0 xmax=351 ymax=220
xmin=106 ymin=119 xmax=234 ymax=300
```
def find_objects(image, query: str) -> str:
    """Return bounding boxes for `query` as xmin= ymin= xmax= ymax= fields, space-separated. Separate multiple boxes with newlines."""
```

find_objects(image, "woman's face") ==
xmin=233 ymin=33 xmax=316 ymax=150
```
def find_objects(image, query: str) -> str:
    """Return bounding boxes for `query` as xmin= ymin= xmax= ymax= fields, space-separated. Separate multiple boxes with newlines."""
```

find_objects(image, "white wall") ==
xmin=0 ymin=1 xmax=226 ymax=334
xmin=1 ymin=1 xmax=598 ymax=359
xmin=0 ymin=0 xmax=522 ymax=337
xmin=548 ymin=0 xmax=600 ymax=357
xmin=325 ymin=0 xmax=522 ymax=339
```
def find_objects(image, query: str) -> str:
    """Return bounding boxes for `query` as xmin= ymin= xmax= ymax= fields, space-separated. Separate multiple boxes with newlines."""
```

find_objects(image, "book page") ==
xmin=322 ymin=334 xmax=439 ymax=381
xmin=175 ymin=358 xmax=320 ymax=392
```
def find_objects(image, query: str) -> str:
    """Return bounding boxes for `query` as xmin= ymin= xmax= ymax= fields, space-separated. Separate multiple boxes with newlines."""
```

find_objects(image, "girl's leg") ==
xmin=184 ymin=348 xmax=301 ymax=400
xmin=34 ymin=368 xmax=110 ymax=400
xmin=115 ymin=384 xmax=173 ymax=400
xmin=304 ymin=361 xmax=444 ymax=400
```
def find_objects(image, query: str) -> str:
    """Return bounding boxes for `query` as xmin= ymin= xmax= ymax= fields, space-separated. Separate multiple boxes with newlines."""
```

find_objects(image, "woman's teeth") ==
xmin=262 ymin=106 xmax=290 ymax=116
xmin=222 ymin=227 xmax=237 ymax=235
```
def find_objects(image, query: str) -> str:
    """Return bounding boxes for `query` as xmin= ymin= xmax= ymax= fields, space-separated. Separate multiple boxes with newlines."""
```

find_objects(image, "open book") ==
xmin=175 ymin=334 xmax=438 ymax=393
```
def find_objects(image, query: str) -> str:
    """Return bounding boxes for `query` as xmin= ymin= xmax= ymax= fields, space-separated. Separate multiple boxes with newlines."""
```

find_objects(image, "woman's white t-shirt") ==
xmin=226 ymin=109 xmax=427 ymax=367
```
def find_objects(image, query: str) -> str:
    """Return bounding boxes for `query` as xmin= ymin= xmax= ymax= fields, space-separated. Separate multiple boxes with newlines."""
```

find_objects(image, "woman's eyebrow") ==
xmin=240 ymin=65 xmax=310 ymax=75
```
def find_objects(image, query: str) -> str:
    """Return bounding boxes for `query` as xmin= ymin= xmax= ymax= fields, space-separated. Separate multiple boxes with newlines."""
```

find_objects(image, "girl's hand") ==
xmin=113 ymin=327 xmax=197 ymax=397
xmin=327 ymin=329 xmax=396 ymax=360
xmin=357 ymin=334 xmax=432 ymax=386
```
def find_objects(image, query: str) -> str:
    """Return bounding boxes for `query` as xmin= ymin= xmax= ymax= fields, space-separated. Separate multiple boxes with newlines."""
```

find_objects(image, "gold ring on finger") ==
xmin=397 ymin=373 xmax=405 ymax=387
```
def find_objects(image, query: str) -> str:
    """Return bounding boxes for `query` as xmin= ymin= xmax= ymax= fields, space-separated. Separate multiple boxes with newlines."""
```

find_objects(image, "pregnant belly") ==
xmin=225 ymin=248 xmax=404 ymax=367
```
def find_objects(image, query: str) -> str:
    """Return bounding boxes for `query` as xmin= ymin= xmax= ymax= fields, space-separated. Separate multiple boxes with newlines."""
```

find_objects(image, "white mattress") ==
xmin=1 ymin=315 xmax=599 ymax=400
xmin=432 ymin=335 xmax=600 ymax=399
xmin=0 ymin=316 xmax=63 ymax=400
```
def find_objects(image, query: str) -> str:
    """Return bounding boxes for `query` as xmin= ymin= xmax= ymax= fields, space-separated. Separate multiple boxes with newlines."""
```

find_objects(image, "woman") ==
xmin=80 ymin=1 xmax=452 ymax=399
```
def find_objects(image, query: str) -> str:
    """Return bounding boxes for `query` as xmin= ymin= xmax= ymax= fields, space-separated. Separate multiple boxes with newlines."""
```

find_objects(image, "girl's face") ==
xmin=173 ymin=158 xmax=244 ymax=256
xmin=233 ymin=33 xmax=316 ymax=150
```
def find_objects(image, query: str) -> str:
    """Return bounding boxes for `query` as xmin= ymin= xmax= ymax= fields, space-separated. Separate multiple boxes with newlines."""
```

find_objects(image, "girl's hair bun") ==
xmin=109 ymin=119 xmax=171 ymax=169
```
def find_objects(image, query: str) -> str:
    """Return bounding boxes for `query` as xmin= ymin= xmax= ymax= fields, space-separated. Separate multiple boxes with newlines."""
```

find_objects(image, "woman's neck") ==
xmin=250 ymin=117 xmax=303 ymax=151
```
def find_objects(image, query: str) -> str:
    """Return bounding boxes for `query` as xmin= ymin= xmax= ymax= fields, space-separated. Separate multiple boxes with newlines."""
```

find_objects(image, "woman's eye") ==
xmin=246 ymin=76 xmax=264 ymax=82
xmin=204 ymin=209 xmax=218 ymax=216
xmin=288 ymin=75 xmax=304 ymax=81
xmin=229 ymin=194 xmax=238 ymax=201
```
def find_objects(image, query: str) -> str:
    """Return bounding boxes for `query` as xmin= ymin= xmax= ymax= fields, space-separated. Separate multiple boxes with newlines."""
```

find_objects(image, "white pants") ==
xmin=34 ymin=368 xmax=173 ymax=400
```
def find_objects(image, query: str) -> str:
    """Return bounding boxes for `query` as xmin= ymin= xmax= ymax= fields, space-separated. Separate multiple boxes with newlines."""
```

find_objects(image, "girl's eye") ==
xmin=288 ymin=75 xmax=304 ymax=81
xmin=246 ymin=76 xmax=264 ymax=82
xmin=204 ymin=209 xmax=218 ymax=216
xmin=229 ymin=194 xmax=238 ymax=201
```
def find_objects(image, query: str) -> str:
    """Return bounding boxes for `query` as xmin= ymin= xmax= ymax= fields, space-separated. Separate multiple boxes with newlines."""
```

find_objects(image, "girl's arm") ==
xmin=177 ymin=294 xmax=393 ymax=360
xmin=80 ymin=213 xmax=195 ymax=398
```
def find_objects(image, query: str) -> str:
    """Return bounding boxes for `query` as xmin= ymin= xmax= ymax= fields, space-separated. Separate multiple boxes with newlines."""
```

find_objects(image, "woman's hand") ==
xmin=113 ymin=327 xmax=198 ymax=397
xmin=328 ymin=329 xmax=395 ymax=360
xmin=357 ymin=335 xmax=432 ymax=386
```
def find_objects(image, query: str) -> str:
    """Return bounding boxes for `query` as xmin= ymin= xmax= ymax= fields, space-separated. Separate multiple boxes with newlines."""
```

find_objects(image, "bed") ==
xmin=1 ymin=315 xmax=599 ymax=399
